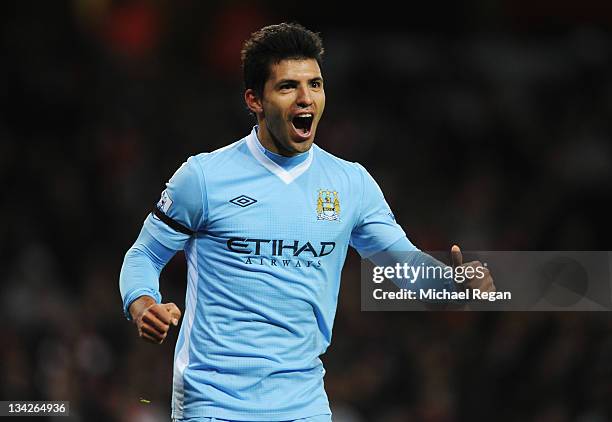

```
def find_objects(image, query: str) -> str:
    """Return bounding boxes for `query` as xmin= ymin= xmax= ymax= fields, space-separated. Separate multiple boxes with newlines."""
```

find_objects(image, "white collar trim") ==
xmin=245 ymin=128 xmax=314 ymax=184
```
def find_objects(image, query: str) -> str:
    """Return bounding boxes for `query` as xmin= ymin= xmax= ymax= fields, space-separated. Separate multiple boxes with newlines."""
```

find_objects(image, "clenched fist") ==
xmin=451 ymin=244 xmax=496 ymax=293
xmin=129 ymin=296 xmax=182 ymax=344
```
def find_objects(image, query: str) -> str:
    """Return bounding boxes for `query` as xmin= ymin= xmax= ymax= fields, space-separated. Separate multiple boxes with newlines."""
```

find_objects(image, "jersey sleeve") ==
xmin=119 ymin=227 xmax=176 ymax=319
xmin=144 ymin=156 xmax=207 ymax=251
xmin=350 ymin=163 xmax=417 ymax=258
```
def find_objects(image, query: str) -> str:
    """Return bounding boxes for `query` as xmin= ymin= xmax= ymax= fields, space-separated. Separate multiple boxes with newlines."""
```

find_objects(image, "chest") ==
xmin=203 ymin=169 xmax=360 ymax=245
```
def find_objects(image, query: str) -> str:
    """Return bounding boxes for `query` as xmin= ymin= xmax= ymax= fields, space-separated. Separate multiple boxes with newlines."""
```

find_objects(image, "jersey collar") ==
xmin=245 ymin=126 xmax=314 ymax=184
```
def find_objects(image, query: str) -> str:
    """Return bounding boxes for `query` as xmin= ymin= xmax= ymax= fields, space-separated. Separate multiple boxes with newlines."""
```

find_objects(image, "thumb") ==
xmin=164 ymin=303 xmax=182 ymax=326
xmin=451 ymin=244 xmax=463 ymax=267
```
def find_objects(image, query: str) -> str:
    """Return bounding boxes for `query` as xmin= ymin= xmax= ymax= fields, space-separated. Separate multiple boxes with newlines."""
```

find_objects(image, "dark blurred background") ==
xmin=2 ymin=1 xmax=612 ymax=421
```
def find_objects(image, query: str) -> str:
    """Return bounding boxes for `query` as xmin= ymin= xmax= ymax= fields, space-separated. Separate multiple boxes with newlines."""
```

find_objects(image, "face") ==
xmin=245 ymin=58 xmax=325 ymax=156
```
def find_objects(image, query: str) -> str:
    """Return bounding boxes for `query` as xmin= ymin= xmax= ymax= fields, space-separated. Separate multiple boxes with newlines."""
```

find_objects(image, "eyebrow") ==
xmin=275 ymin=77 xmax=323 ymax=87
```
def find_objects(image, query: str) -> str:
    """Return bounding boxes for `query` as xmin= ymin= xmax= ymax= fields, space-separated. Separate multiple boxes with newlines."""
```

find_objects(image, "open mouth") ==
xmin=291 ymin=114 xmax=314 ymax=137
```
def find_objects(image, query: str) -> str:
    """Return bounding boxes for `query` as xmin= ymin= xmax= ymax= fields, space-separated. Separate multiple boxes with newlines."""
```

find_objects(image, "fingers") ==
xmin=448 ymin=249 xmax=497 ymax=299
xmin=140 ymin=331 xmax=160 ymax=344
xmin=136 ymin=302 xmax=182 ymax=344
xmin=138 ymin=310 xmax=168 ymax=344
xmin=149 ymin=303 xmax=181 ymax=326
xmin=163 ymin=303 xmax=182 ymax=326
xmin=463 ymin=261 xmax=495 ymax=292
xmin=451 ymin=244 xmax=463 ymax=267
xmin=481 ymin=268 xmax=496 ymax=292
xmin=139 ymin=323 xmax=167 ymax=344
xmin=141 ymin=310 xmax=170 ymax=336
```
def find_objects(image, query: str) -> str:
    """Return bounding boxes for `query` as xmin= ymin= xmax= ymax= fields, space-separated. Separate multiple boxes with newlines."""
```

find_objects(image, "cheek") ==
xmin=316 ymin=94 xmax=326 ymax=117
xmin=263 ymin=104 xmax=288 ymax=136
xmin=263 ymin=100 xmax=284 ymax=120
xmin=268 ymin=108 xmax=287 ymax=131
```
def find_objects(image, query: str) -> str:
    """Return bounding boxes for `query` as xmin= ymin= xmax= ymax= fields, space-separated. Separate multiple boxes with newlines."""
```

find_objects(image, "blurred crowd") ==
xmin=1 ymin=1 xmax=612 ymax=421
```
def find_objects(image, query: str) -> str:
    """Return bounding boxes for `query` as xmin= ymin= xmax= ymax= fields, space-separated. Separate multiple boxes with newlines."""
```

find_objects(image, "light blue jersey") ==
xmin=120 ymin=127 xmax=417 ymax=421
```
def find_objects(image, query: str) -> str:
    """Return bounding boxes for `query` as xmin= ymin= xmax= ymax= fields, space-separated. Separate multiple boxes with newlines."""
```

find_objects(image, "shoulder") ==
xmin=189 ymin=137 xmax=249 ymax=174
xmin=313 ymin=144 xmax=366 ymax=177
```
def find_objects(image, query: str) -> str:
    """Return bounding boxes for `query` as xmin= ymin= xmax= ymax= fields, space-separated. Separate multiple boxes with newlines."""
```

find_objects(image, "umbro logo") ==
xmin=229 ymin=195 xmax=257 ymax=208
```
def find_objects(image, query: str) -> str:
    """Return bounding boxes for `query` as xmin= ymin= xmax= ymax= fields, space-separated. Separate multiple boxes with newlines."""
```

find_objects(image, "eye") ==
xmin=279 ymin=83 xmax=294 ymax=91
xmin=311 ymin=80 xmax=322 ymax=89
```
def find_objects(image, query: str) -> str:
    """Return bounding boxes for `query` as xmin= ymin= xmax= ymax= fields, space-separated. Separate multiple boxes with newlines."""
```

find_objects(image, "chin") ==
xmin=289 ymin=139 xmax=314 ymax=154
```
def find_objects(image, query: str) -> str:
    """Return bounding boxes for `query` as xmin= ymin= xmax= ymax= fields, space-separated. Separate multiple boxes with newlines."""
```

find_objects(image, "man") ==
xmin=120 ymin=23 xmax=494 ymax=422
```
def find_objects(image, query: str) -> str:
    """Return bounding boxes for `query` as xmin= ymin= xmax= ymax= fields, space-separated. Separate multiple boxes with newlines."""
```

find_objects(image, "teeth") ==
xmin=295 ymin=114 xmax=312 ymax=118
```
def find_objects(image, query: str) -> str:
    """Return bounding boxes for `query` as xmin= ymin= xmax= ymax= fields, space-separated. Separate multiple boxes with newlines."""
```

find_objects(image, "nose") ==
xmin=296 ymin=85 xmax=313 ymax=108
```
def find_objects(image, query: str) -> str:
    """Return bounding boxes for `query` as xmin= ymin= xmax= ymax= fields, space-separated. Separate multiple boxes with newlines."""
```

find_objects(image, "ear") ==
xmin=244 ymin=89 xmax=263 ymax=115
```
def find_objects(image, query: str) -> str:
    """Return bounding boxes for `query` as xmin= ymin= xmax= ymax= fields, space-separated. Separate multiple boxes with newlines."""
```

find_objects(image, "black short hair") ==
xmin=241 ymin=22 xmax=324 ymax=98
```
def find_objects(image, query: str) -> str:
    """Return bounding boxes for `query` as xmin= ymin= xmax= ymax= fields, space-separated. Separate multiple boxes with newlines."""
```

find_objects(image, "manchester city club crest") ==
xmin=317 ymin=189 xmax=340 ymax=221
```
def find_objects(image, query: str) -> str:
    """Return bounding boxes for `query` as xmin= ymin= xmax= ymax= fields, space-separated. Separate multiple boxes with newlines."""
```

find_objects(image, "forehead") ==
xmin=267 ymin=58 xmax=322 ymax=82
